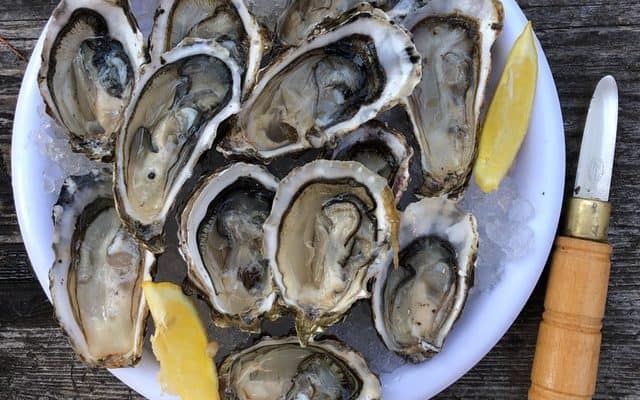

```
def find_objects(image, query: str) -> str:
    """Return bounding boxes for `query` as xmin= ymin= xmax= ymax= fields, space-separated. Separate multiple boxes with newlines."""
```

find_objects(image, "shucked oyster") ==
xmin=49 ymin=169 xmax=155 ymax=367
xmin=328 ymin=121 xmax=413 ymax=203
xmin=219 ymin=337 xmax=381 ymax=400
xmin=38 ymin=0 xmax=146 ymax=161
xmin=218 ymin=8 xmax=421 ymax=160
xmin=402 ymin=0 xmax=504 ymax=197
xmin=264 ymin=160 xmax=399 ymax=344
xmin=179 ymin=163 xmax=279 ymax=332
xmin=372 ymin=197 xmax=478 ymax=361
xmin=114 ymin=39 xmax=241 ymax=252
xmin=277 ymin=0 xmax=400 ymax=46
xmin=149 ymin=0 xmax=264 ymax=95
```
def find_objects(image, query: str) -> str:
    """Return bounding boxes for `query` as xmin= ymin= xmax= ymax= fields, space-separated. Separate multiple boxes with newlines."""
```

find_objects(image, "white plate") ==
xmin=11 ymin=0 xmax=564 ymax=398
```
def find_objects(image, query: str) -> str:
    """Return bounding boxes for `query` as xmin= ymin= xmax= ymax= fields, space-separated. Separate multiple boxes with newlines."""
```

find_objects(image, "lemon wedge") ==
xmin=474 ymin=22 xmax=539 ymax=192
xmin=142 ymin=281 xmax=219 ymax=400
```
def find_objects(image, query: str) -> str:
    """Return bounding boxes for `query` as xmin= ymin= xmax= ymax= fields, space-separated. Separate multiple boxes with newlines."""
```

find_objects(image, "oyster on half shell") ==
xmin=219 ymin=337 xmax=381 ymax=400
xmin=114 ymin=39 xmax=241 ymax=253
xmin=38 ymin=0 xmax=146 ymax=161
xmin=218 ymin=8 xmax=421 ymax=160
xmin=372 ymin=197 xmax=478 ymax=361
xmin=149 ymin=0 xmax=264 ymax=95
xmin=402 ymin=0 xmax=504 ymax=197
xmin=49 ymin=169 xmax=155 ymax=368
xmin=328 ymin=121 xmax=413 ymax=203
xmin=277 ymin=0 xmax=400 ymax=46
xmin=264 ymin=160 xmax=399 ymax=344
xmin=179 ymin=163 xmax=279 ymax=332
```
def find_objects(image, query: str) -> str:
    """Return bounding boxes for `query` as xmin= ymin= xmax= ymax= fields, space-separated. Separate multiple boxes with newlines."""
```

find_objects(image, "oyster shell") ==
xmin=38 ymin=0 xmax=146 ymax=161
xmin=114 ymin=38 xmax=242 ymax=252
xmin=218 ymin=8 xmax=421 ymax=160
xmin=277 ymin=0 xmax=400 ymax=46
xmin=372 ymin=197 xmax=478 ymax=361
xmin=149 ymin=0 xmax=264 ymax=95
xmin=264 ymin=160 xmax=399 ymax=344
xmin=328 ymin=121 xmax=413 ymax=203
xmin=179 ymin=163 xmax=279 ymax=332
xmin=402 ymin=0 xmax=504 ymax=197
xmin=219 ymin=337 xmax=381 ymax=400
xmin=49 ymin=169 xmax=155 ymax=368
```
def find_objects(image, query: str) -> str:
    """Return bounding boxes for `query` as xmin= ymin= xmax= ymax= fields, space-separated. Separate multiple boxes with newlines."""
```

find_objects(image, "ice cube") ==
xmin=130 ymin=0 xmax=160 ymax=39
xmin=508 ymin=198 xmax=535 ymax=223
xmin=505 ymin=226 xmax=535 ymax=260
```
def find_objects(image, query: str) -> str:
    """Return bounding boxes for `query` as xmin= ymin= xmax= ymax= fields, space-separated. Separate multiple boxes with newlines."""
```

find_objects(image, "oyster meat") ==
xmin=38 ymin=0 xmax=146 ymax=161
xmin=149 ymin=0 xmax=264 ymax=95
xmin=277 ymin=0 xmax=400 ymax=46
xmin=264 ymin=160 xmax=399 ymax=344
xmin=372 ymin=197 xmax=478 ymax=361
xmin=49 ymin=169 xmax=155 ymax=368
xmin=328 ymin=121 xmax=413 ymax=203
xmin=179 ymin=163 xmax=279 ymax=332
xmin=219 ymin=337 xmax=381 ymax=400
xmin=114 ymin=39 xmax=241 ymax=252
xmin=218 ymin=8 xmax=421 ymax=160
xmin=402 ymin=0 xmax=504 ymax=197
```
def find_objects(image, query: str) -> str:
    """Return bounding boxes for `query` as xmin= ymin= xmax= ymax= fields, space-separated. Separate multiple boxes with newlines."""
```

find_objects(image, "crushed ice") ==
xmin=460 ymin=176 xmax=536 ymax=292
xmin=32 ymin=107 xmax=107 ymax=196
xmin=130 ymin=0 xmax=160 ymax=39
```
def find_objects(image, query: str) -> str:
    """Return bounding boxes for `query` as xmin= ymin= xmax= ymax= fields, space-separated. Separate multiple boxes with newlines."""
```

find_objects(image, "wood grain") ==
xmin=1 ymin=1 xmax=639 ymax=399
xmin=530 ymin=237 xmax=612 ymax=399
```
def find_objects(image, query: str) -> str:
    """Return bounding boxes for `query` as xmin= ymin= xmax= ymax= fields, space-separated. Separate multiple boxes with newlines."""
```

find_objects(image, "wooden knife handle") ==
xmin=529 ymin=236 xmax=612 ymax=400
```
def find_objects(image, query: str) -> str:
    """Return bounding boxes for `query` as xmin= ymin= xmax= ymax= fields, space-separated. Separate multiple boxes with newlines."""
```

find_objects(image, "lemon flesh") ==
xmin=142 ymin=281 xmax=219 ymax=400
xmin=474 ymin=22 xmax=539 ymax=192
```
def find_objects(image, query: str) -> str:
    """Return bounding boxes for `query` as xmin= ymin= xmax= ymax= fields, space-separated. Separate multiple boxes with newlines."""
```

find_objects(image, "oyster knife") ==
xmin=529 ymin=76 xmax=618 ymax=400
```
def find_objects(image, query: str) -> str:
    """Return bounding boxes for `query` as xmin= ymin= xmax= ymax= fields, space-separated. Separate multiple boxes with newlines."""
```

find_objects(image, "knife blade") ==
xmin=529 ymin=76 xmax=618 ymax=400
xmin=573 ymin=75 xmax=618 ymax=202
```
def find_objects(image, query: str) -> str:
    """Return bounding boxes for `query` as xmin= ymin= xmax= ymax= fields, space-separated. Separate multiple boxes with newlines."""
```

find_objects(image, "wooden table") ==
xmin=1 ymin=1 xmax=638 ymax=398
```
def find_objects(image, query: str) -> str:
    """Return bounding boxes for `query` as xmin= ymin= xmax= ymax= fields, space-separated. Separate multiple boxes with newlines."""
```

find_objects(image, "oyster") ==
xmin=114 ymin=39 xmax=242 ymax=252
xmin=264 ymin=160 xmax=399 ymax=344
xmin=38 ymin=0 xmax=146 ymax=161
xmin=179 ymin=163 xmax=278 ymax=332
xmin=49 ymin=169 xmax=155 ymax=368
xmin=328 ymin=121 xmax=413 ymax=203
xmin=149 ymin=0 xmax=264 ymax=95
xmin=402 ymin=0 xmax=504 ymax=197
xmin=372 ymin=197 xmax=478 ymax=361
xmin=218 ymin=8 xmax=421 ymax=160
xmin=219 ymin=337 xmax=381 ymax=400
xmin=277 ymin=0 xmax=400 ymax=46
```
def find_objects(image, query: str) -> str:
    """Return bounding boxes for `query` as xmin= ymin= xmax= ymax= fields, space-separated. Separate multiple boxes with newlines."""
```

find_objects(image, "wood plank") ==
xmin=0 ymin=327 xmax=142 ymax=399
xmin=0 ymin=280 xmax=53 ymax=326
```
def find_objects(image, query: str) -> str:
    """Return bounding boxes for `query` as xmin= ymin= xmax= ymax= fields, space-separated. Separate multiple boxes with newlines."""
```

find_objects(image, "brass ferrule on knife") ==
xmin=563 ymin=197 xmax=611 ymax=242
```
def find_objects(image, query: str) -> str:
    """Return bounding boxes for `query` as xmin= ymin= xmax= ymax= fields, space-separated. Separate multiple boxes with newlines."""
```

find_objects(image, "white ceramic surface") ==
xmin=11 ymin=0 xmax=565 ymax=398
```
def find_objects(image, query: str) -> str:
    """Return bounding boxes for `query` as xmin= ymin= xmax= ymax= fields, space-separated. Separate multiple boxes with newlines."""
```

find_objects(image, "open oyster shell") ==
xmin=114 ymin=38 xmax=241 ymax=253
xmin=179 ymin=163 xmax=279 ymax=332
xmin=328 ymin=121 xmax=413 ymax=204
xmin=218 ymin=7 xmax=421 ymax=160
xmin=277 ymin=0 xmax=401 ymax=46
xmin=219 ymin=337 xmax=382 ymax=400
xmin=149 ymin=0 xmax=264 ymax=96
xmin=264 ymin=160 xmax=399 ymax=344
xmin=49 ymin=169 xmax=155 ymax=368
xmin=372 ymin=197 xmax=478 ymax=361
xmin=38 ymin=0 xmax=146 ymax=161
xmin=402 ymin=0 xmax=504 ymax=197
